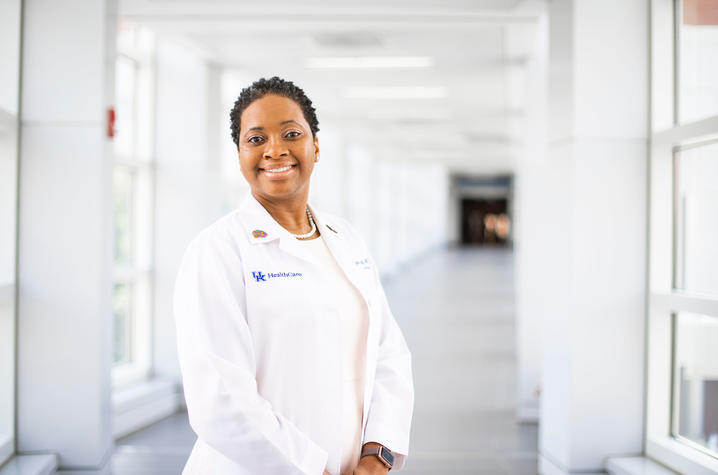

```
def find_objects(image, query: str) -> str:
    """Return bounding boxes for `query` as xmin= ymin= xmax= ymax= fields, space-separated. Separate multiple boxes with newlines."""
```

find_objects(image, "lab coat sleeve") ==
xmin=174 ymin=230 xmax=329 ymax=475
xmin=362 ymin=264 xmax=415 ymax=470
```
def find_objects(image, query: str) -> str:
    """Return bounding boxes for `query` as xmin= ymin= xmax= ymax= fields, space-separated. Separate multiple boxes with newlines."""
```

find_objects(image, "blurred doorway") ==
xmin=452 ymin=174 xmax=513 ymax=246
xmin=461 ymin=198 xmax=510 ymax=246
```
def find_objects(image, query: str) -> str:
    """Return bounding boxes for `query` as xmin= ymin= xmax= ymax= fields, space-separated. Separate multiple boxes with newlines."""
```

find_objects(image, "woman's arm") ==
xmin=174 ymin=231 xmax=328 ymax=475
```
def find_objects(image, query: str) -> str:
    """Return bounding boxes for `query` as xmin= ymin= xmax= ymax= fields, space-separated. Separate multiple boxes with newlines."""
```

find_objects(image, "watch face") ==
xmin=380 ymin=447 xmax=394 ymax=466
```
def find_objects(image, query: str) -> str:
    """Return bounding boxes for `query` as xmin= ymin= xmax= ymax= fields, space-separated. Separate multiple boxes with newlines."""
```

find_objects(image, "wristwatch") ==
xmin=360 ymin=445 xmax=394 ymax=470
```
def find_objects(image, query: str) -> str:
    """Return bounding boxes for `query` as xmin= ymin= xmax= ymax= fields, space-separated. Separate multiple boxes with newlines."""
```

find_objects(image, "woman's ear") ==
xmin=313 ymin=136 xmax=320 ymax=162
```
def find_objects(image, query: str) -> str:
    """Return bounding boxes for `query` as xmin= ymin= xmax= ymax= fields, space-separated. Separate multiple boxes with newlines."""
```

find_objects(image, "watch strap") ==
xmin=360 ymin=445 xmax=393 ymax=469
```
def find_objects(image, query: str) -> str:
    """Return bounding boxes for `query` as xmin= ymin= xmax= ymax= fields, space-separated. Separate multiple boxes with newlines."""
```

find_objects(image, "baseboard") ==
xmin=606 ymin=457 xmax=678 ymax=475
xmin=539 ymin=454 xmax=605 ymax=475
xmin=0 ymin=454 xmax=58 ymax=475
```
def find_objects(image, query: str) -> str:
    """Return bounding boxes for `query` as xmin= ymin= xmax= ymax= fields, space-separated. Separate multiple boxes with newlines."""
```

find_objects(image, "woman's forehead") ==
xmin=241 ymin=94 xmax=306 ymax=127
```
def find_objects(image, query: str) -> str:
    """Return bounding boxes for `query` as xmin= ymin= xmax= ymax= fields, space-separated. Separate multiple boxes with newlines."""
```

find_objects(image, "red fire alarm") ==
xmin=107 ymin=107 xmax=116 ymax=138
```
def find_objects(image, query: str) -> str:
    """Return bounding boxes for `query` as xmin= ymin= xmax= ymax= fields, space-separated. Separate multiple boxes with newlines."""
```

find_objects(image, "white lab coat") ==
xmin=173 ymin=194 xmax=414 ymax=475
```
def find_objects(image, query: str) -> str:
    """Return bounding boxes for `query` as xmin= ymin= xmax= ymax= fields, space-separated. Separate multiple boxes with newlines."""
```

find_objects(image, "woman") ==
xmin=174 ymin=77 xmax=414 ymax=475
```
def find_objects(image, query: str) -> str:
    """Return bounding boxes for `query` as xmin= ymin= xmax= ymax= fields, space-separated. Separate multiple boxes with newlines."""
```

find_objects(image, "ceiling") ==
xmin=119 ymin=0 xmax=545 ymax=173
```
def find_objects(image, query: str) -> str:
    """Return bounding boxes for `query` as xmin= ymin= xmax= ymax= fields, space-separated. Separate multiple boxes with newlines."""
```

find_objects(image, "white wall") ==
xmin=342 ymin=144 xmax=449 ymax=277
xmin=309 ymin=123 xmax=347 ymax=218
xmin=152 ymin=38 xmax=225 ymax=382
xmin=513 ymin=13 xmax=548 ymax=423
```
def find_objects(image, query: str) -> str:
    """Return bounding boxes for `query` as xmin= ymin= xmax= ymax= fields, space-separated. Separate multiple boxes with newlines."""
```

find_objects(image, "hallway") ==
xmin=112 ymin=247 xmax=537 ymax=474
xmin=392 ymin=248 xmax=537 ymax=475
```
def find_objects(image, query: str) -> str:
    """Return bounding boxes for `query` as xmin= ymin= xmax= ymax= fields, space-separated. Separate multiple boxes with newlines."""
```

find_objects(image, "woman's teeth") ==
xmin=265 ymin=165 xmax=292 ymax=173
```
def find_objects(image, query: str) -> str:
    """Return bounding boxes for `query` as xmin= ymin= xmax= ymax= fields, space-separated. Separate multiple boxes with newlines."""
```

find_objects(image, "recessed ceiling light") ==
xmin=342 ymin=86 xmax=448 ymax=99
xmin=307 ymin=56 xmax=434 ymax=69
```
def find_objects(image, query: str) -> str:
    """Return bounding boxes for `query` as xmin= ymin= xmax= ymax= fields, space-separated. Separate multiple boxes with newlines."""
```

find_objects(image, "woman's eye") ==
xmin=285 ymin=131 xmax=301 ymax=139
xmin=248 ymin=136 xmax=264 ymax=144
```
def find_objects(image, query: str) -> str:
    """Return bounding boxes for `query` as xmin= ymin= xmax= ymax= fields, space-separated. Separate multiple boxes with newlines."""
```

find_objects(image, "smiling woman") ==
xmin=237 ymin=94 xmax=319 ymax=215
xmin=173 ymin=77 xmax=414 ymax=475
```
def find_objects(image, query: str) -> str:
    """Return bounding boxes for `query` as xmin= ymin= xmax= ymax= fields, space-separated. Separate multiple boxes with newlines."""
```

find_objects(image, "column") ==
xmin=538 ymin=0 xmax=648 ymax=473
xmin=17 ymin=0 xmax=117 ymax=472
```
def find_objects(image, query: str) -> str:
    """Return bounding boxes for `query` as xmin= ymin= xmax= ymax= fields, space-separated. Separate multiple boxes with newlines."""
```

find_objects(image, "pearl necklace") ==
xmin=292 ymin=208 xmax=317 ymax=240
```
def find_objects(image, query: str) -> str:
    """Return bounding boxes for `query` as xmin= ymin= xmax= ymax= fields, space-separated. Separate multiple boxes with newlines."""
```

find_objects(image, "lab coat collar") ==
xmin=237 ymin=194 xmax=343 ymax=264
xmin=238 ymin=194 xmax=287 ymax=245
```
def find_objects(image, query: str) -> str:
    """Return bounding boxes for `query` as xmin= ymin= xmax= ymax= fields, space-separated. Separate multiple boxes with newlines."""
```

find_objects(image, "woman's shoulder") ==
xmin=186 ymin=209 xmax=247 ymax=259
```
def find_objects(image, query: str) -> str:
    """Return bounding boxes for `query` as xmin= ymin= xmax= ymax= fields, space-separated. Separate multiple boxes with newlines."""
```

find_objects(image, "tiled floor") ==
xmin=112 ymin=247 xmax=537 ymax=474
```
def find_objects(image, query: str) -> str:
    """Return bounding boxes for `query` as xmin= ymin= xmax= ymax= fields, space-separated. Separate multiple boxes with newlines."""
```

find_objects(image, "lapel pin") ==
xmin=326 ymin=224 xmax=338 ymax=234
xmin=252 ymin=229 xmax=268 ymax=238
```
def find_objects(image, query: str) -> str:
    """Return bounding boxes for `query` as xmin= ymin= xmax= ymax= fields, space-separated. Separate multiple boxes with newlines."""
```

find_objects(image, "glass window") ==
xmin=113 ymin=281 xmax=133 ymax=365
xmin=114 ymin=166 xmax=134 ymax=268
xmin=678 ymin=0 xmax=718 ymax=123
xmin=674 ymin=140 xmax=718 ymax=295
xmin=114 ymin=55 xmax=137 ymax=159
xmin=673 ymin=312 xmax=718 ymax=455
xmin=647 ymin=1 xmax=718 ymax=473
xmin=112 ymin=23 xmax=155 ymax=386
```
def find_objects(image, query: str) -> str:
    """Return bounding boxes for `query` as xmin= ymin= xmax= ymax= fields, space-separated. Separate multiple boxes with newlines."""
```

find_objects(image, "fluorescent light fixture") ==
xmin=306 ymin=56 xmax=434 ymax=69
xmin=343 ymin=86 xmax=448 ymax=100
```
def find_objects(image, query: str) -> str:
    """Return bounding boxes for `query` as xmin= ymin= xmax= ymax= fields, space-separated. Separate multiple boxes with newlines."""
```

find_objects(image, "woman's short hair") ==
xmin=230 ymin=76 xmax=320 ymax=146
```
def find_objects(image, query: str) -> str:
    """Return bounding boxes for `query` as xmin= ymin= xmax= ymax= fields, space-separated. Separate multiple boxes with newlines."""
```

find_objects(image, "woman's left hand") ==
xmin=352 ymin=456 xmax=389 ymax=475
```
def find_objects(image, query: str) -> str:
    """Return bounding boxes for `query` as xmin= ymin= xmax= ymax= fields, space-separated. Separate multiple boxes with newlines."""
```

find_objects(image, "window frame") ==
xmin=111 ymin=27 xmax=157 ymax=390
xmin=646 ymin=0 xmax=718 ymax=473
xmin=0 ymin=0 xmax=22 ymax=466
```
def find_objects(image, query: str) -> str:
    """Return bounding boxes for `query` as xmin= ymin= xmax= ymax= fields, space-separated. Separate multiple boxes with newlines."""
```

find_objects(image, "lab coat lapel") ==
xmin=310 ymin=208 xmax=372 ymax=307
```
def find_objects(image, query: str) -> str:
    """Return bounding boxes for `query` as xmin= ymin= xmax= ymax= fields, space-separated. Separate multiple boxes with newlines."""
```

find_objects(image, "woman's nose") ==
xmin=263 ymin=137 xmax=288 ymax=159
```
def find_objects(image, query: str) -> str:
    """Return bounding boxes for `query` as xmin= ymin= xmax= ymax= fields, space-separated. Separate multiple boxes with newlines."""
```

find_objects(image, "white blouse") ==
xmin=298 ymin=236 xmax=369 ymax=474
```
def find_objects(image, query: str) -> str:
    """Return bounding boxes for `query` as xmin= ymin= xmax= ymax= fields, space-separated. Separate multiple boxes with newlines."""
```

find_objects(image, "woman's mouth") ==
xmin=261 ymin=164 xmax=296 ymax=179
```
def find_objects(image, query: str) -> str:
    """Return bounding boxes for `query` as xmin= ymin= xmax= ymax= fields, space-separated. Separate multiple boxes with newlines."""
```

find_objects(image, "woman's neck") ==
xmin=253 ymin=192 xmax=313 ymax=236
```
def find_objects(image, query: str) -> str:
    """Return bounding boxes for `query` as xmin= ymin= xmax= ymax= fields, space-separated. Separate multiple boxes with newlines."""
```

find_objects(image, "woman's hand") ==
xmin=352 ymin=456 xmax=389 ymax=475
xmin=323 ymin=470 xmax=331 ymax=475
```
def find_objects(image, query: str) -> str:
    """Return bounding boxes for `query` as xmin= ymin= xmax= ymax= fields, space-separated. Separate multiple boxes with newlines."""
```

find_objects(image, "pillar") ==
xmin=538 ymin=0 xmax=648 ymax=473
xmin=17 ymin=0 xmax=117 ymax=472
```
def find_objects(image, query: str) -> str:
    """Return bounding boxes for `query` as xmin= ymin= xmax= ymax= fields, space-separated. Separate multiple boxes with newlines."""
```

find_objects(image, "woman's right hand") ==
xmin=323 ymin=471 xmax=331 ymax=475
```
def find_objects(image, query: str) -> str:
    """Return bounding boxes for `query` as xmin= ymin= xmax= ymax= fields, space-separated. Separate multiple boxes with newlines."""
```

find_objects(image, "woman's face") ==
xmin=237 ymin=94 xmax=319 ymax=204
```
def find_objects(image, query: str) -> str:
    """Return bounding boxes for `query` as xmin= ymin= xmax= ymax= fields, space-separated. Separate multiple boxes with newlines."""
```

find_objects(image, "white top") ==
xmin=173 ymin=194 xmax=414 ymax=475
xmin=299 ymin=235 xmax=369 ymax=474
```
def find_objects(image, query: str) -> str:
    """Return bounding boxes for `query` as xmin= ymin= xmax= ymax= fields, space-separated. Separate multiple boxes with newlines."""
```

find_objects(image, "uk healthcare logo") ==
xmin=252 ymin=270 xmax=302 ymax=282
xmin=252 ymin=271 xmax=267 ymax=282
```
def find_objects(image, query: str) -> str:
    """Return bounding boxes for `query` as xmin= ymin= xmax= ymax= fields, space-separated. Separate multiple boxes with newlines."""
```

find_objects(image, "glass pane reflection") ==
xmin=674 ymin=140 xmax=718 ymax=295
xmin=678 ymin=0 xmax=718 ymax=123
xmin=673 ymin=312 xmax=718 ymax=455
xmin=113 ymin=281 xmax=133 ymax=365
